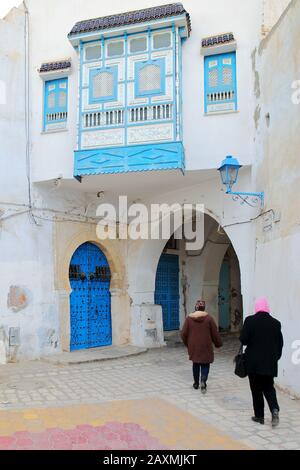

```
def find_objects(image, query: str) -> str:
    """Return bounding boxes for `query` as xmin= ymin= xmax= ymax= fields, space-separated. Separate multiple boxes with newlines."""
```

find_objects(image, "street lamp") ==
xmin=218 ymin=156 xmax=264 ymax=207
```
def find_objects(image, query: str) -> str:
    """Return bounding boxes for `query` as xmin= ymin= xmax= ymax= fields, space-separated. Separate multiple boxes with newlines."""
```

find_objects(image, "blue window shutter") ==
xmin=44 ymin=78 xmax=68 ymax=130
xmin=204 ymin=52 xmax=237 ymax=114
xmin=135 ymin=58 xmax=166 ymax=98
xmin=89 ymin=66 xmax=118 ymax=104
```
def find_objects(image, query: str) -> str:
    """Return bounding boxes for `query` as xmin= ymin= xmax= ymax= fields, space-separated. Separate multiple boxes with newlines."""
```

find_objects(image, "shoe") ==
xmin=251 ymin=416 xmax=264 ymax=425
xmin=272 ymin=409 xmax=279 ymax=428
xmin=193 ymin=383 xmax=199 ymax=390
xmin=201 ymin=381 xmax=207 ymax=394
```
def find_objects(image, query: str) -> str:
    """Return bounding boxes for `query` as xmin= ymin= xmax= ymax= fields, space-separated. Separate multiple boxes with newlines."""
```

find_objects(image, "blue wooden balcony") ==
xmin=74 ymin=142 xmax=185 ymax=177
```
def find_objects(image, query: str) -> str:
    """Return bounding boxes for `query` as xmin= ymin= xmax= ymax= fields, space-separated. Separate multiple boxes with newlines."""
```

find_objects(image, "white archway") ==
xmin=128 ymin=208 xmax=255 ymax=346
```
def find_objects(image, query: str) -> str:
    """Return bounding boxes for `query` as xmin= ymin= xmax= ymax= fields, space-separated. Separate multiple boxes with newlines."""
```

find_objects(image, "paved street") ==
xmin=0 ymin=337 xmax=299 ymax=450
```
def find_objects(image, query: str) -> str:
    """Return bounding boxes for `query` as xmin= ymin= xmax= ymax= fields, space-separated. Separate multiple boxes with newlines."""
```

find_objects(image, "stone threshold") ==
xmin=42 ymin=345 xmax=148 ymax=366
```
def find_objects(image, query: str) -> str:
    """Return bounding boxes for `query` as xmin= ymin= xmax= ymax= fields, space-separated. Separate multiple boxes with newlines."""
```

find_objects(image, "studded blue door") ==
xmin=155 ymin=254 xmax=180 ymax=331
xmin=69 ymin=242 xmax=112 ymax=351
xmin=218 ymin=259 xmax=231 ymax=331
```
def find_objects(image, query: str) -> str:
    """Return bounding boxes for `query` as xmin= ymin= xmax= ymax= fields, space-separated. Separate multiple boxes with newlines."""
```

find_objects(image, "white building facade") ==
xmin=0 ymin=0 xmax=299 ymax=396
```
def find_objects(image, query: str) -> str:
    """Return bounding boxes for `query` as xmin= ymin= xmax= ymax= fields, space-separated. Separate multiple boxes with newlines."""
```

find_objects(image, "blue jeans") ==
xmin=193 ymin=363 xmax=210 ymax=385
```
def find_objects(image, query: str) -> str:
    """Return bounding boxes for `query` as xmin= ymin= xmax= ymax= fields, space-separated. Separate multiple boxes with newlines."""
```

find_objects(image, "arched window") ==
xmin=135 ymin=59 xmax=165 ymax=97
xmin=89 ymin=66 xmax=118 ymax=103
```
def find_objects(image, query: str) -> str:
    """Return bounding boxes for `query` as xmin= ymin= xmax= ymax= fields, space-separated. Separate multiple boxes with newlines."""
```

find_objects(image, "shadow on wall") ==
xmin=218 ymin=245 xmax=243 ymax=334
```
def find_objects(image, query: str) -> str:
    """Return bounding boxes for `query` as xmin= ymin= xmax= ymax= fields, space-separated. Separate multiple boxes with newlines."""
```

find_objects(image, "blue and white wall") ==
xmin=78 ymin=29 xmax=178 ymax=149
xmin=73 ymin=24 xmax=185 ymax=175
xmin=1 ymin=0 xmax=298 ymax=403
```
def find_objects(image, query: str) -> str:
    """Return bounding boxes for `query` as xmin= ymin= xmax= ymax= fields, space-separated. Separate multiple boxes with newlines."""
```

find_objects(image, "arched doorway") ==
xmin=129 ymin=208 xmax=252 ymax=348
xmin=69 ymin=242 xmax=112 ymax=351
xmin=152 ymin=214 xmax=243 ymax=336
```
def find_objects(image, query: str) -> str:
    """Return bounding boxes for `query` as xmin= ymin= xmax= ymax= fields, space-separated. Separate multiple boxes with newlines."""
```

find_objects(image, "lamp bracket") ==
xmin=226 ymin=188 xmax=264 ymax=208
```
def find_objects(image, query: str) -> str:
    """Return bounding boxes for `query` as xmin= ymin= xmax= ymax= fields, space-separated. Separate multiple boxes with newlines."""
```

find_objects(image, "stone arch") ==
xmin=128 ymin=207 xmax=254 ymax=345
xmin=54 ymin=222 xmax=130 ymax=352
xmin=128 ymin=207 xmax=237 ymax=303
xmin=57 ymin=231 xmax=125 ymax=294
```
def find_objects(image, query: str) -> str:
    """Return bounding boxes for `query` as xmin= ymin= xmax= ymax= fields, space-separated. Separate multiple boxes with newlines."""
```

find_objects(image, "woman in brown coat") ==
xmin=181 ymin=300 xmax=223 ymax=393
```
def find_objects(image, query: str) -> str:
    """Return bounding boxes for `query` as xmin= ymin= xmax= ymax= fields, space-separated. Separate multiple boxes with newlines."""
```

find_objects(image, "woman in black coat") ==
xmin=240 ymin=297 xmax=284 ymax=427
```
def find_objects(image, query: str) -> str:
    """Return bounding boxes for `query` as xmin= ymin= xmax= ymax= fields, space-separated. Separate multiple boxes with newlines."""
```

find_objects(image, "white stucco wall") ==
xmin=253 ymin=0 xmax=300 ymax=396
xmin=182 ymin=0 xmax=262 ymax=170
xmin=0 ymin=7 xmax=27 ymax=203
xmin=262 ymin=0 xmax=291 ymax=34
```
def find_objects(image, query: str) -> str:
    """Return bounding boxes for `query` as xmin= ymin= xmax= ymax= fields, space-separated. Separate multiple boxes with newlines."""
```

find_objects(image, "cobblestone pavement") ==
xmin=0 ymin=337 xmax=299 ymax=450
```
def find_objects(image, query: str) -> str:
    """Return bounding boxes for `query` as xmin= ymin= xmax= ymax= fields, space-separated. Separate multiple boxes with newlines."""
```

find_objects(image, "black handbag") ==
xmin=234 ymin=345 xmax=248 ymax=378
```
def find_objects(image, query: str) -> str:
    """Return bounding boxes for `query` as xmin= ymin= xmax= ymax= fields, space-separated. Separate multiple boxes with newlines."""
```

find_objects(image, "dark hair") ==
xmin=197 ymin=305 xmax=206 ymax=312
xmin=195 ymin=300 xmax=206 ymax=312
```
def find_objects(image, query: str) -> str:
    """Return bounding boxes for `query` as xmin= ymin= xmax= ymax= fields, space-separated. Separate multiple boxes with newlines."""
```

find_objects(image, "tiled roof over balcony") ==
xmin=39 ymin=60 xmax=71 ymax=73
xmin=68 ymin=3 xmax=191 ymax=37
xmin=201 ymin=33 xmax=235 ymax=48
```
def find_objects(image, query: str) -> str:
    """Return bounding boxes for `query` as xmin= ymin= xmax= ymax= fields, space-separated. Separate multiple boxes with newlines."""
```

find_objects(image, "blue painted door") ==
xmin=69 ymin=243 xmax=112 ymax=351
xmin=218 ymin=259 xmax=231 ymax=331
xmin=155 ymin=254 xmax=180 ymax=331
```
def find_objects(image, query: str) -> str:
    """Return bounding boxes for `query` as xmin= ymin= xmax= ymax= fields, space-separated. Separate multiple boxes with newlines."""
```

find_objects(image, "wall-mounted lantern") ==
xmin=218 ymin=156 xmax=264 ymax=208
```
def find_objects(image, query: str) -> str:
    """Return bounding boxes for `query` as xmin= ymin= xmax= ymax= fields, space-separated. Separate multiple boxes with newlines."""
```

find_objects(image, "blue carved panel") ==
xmin=135 ymin=59 xmax=166 ymax=98
xmin=76 ymin=25 xmax=183 ymax=151
xmin=155 ymin=254 xmax=180 ymax=331
xmin=70 ymin=242 xmax=112 ymax=351
xmin=44 ymin=78 xmax=68 ymax=131
xmin=74 ymin=142 xmax=184 ymax=176
xmin=89 ymin=66 xmax=118 ymax=104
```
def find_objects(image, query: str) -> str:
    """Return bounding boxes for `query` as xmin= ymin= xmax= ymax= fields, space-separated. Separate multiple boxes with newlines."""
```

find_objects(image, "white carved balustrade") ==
xmin=83 ymin=110 xmax=125 ymax=128
xmin=128 ymin=104 xmax=173 ymax=123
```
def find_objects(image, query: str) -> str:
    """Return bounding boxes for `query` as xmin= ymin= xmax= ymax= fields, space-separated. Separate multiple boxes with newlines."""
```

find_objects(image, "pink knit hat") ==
xmin=255 ymin=297 xmax=270 ymax=314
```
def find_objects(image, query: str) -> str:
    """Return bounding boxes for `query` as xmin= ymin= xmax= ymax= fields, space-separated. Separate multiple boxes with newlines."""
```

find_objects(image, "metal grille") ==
xmin=209 ymin=69 xmax=218 ymax=88
xmin=93 ymin=71 xmax=114 ymax=99
xmin=155 ymin=254 xmax=180 ymax=331
xmin=69 ymin=264 xmax=80 ymax=280
xmin=95 ymin=266 xmax=111 ymax=281
xmin=69 ymin=242 xmax=112 ymax=351
xmin=223 ymin=67 xmax=232 ymax=85
xmin=139 ymin=64 xmax=161 ymax=93
xmin=153 ymin=32 xmax=171 ymax=49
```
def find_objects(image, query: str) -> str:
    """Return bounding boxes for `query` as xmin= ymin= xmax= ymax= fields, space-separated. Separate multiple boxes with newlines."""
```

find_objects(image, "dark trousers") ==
xmin=248 ymin=374 xmax=280 ymax=418
xmin=193 ymin=363 xmax=210 ymax=385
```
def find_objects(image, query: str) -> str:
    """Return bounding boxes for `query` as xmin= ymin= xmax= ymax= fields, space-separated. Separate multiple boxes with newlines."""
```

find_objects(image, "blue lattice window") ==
xmin=89 ymin=66 xmax=118 ymax=104
xmin=204 ymin=52 xmax=237 ymax=114
xmin=44 ymin=78 xmax=68 ymax=130
xmin=135 ymin=59 xmax=165 ymax=98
